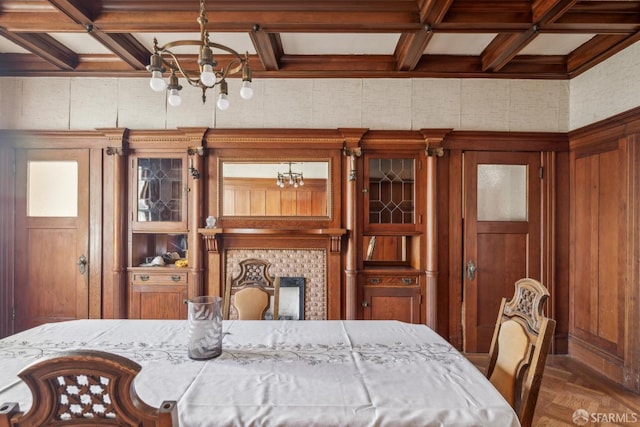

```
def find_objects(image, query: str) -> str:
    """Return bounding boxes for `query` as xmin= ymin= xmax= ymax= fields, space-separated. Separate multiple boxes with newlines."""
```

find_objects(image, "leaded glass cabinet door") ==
xmin=364 ymin=157 xmax=416 ymax=233
xmin=363 ymin=155 xmax=419 ymax=268
xmin=130 ymin=154 xmax=188 ymax=232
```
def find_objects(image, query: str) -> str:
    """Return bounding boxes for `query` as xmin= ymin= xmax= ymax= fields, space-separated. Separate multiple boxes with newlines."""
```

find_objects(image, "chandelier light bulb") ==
xmin=200 ymin=64 xmax=216 ymax=87
xmin=216 ymin=93 xmax=230 ymax=110
xmin=240 ymin=80 xmax=254 ymax=100
xmin=168 ymin=88 xmax=182 ymax=106
xmin=149 ymin=70 xmax=166 ymax=92
xmin=146 ymin=2 xmax=255 ymax=106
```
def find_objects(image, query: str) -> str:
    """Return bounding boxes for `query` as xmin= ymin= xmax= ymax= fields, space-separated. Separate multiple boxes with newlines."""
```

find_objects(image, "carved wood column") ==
xmin=340 ymin=128 xmax=367 ymax=319
xmin=421 ymin=129 xmax=450 ymax=330
xmin=181 ymin=128 xmax=208 ymax=299
xmin=102 ymin=129 xmax=128 ymax=319
xmin=187 ymin=144 xmax=205 ymax=299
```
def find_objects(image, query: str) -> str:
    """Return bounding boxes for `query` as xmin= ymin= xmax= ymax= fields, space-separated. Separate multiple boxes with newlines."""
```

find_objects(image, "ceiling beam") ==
xmin=0 ymin=29 xmax=78 ymax=69
xmin=47 ymin=0 xmax=149 ymax=70
xmin=532 ymin=0 xmax=579 ymax=24
xmin=567 ymin=32 xmax=640 ymax=77
xmin=395 ymin=29 xmax=433 ymax=72
xmin=481 ymin=27 xmax=539 ymax=72
xmin=249 ymin=25 xmax=281 ymax=71
xmin=395 ymin=0 xmax=454 ymax=72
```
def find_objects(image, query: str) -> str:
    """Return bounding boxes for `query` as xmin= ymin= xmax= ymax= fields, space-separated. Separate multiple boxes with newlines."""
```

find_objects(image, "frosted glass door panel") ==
xmin=27 ymin=161 xmax=78 ymax=217
xmin=477 ymin=164 xmax=527 ymax=221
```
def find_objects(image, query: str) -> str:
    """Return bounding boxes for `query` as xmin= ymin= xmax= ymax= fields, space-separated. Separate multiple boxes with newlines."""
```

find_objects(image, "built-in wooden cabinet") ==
xmin=127 ymin=152 xmax=191 ymax=319
xmin=129 ymin=269 xmax=188 ymax=319
xmin=361 ymin=269 xmax=421 ymax=323
xmin=356 ymin=144 xmax=427 ymax=323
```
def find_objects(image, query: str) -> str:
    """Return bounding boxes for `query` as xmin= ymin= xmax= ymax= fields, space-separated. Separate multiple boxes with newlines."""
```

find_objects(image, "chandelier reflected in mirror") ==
xmin=277 ymin=162 xmax=305 ymax=188
xmin=146 ymin=0 xmax=253 ymax=109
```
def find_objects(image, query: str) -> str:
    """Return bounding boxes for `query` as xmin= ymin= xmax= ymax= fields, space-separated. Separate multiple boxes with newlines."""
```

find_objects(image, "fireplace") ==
xmin=226 ymin=249 xmax=325 ymax=319
xmin=199 ymin=228 xmax=346 ymax=320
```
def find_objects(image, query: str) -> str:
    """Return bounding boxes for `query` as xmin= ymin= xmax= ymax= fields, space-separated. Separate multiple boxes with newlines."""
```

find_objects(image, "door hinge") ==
xmin=539 ymin=166 xmax=543 ymax=179
xmin=13 ymin=159 xmax=16 ymax=176
xmin=12 ymin=306 xmax=15 ymax=320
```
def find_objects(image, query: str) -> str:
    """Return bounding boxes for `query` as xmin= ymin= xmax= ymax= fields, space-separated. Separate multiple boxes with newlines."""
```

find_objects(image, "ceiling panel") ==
xmin=0 ymin=0 xmax=639 ymax=79
xmin=519 ymin=33 xmax=597 ymax=56
xmin=49 ymin=33 xmax=112 ymax=55
xmin=0 ymin=36 xmax=30 ymax=54
xmin=280 ymin=33 xmax=401 ymax=55
xmin=134 ymin=32 xmax=257 ymax=55
xmin=424 ymin=33 xmax=497 ymax=56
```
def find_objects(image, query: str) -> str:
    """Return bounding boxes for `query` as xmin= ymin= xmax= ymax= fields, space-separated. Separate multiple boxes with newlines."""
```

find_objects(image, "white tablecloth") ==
xmin=0 ymin=320 xmax=519 ymax=426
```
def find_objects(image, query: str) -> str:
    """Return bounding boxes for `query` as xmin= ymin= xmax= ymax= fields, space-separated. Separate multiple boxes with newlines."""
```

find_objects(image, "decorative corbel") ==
xmin=106 ymin=146 xmax=125 ymax=156
xmin=426 ymin=145 xmax=444 ymax=157
xmin=343 ymin=147 xmax=362 ymax=181
xmin=187 ymin=146 xmax=204 ymax=179
xmin=98 ymin=128 xmax=128 ymax=156
xmin=420 ymin=129 xmax=451 ymax=157
xmin=187 ymin=146 xmax=205 ymax=156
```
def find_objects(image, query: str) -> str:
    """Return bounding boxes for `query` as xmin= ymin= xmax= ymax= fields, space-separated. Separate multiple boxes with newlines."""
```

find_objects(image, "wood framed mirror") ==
xmin=219 ymin=159 xmax=331 ymax=219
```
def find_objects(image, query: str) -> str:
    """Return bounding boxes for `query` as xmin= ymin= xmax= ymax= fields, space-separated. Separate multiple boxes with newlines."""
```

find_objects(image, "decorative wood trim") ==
xmin=0 ymin=130 xmax=109 ymax=149
xmin=205 ymin=128 xmax=345 ymax=149
xmin=445 ymin=130 xmax=569 ymax=152
xmin=569 ymin=335 xmax=625 ymax=385
xmin=0 ymin=145 xmax=15 ymax=338
xmin=623 ymin=134 xmax=640 ymax=393
xmin=199 ymin=228 xmax=346 ymax=239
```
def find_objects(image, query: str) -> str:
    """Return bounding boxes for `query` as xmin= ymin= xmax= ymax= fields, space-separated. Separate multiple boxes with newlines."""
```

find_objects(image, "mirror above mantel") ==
xmin=220 ymin=160 xmax=331 ymax=219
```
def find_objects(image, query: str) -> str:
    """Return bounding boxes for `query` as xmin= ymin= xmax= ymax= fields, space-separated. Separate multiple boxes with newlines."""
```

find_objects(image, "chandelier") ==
xmin=276 ymin=162 xmax=304 ymax=188
xmin=146 ymin=0 xmax=253 ymax=109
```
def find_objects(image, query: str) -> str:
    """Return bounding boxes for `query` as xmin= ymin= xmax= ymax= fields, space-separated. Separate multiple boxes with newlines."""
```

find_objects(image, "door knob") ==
xmin=466 ymin=260 xmax=476 ymax=281
xmin=77 ymin=255 xmax=88 ymax=275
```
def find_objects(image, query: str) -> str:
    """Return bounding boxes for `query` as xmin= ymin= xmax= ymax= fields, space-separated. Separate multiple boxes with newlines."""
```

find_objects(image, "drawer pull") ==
xmin=369 ymin=278 xmax=380 ymax=284
xmin=140 ymin=275 xmax=149 ymax=281
xmin=171 ymin=275 xmax=181 ymax=282
xmin=402 ymin=278 xmax=413 ymax=284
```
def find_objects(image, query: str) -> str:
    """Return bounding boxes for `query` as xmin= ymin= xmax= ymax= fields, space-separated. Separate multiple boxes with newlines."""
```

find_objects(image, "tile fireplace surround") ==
xmin=225 ymin=249 xmax=327 ymax=320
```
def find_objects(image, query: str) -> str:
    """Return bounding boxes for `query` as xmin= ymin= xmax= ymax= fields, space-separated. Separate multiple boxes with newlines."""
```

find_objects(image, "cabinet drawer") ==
xmin=364 ymin=275 xmax=419 ymax=286
xmin=131 ymin=271 xmax=188 ymax=284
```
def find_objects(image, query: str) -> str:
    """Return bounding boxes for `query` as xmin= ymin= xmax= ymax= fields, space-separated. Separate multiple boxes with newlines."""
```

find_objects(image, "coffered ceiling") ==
xmin=1 ymin=0 xmax=639 ymax=80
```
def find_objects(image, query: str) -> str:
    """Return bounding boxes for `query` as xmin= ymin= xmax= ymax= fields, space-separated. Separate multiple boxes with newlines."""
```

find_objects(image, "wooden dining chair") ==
xmin=0 ymin=350 xmax=178 ymax=427
xmin=486 ymin=278 xmax=556 ymax=427
xmin=223 ymin=258 xmax=280 ymax=320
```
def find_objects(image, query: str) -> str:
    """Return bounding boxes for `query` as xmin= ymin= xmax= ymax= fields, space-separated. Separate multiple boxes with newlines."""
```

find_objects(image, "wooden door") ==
xmin=14 ymin=149 xmax=90 ymax=332
xmin=463 ymin=151 xmax=541 ymax=352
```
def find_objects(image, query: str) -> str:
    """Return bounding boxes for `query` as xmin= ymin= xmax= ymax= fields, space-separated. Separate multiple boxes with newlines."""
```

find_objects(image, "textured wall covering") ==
xmin=570 ymin=41 xmax=640 ymax=130
xmin=225 ymin=249 xmax=327 ymax=320
xmin=3 ymin=40 xmax=639 ymax=132
xmin=0 ymin=76 xmax=569 ymax=132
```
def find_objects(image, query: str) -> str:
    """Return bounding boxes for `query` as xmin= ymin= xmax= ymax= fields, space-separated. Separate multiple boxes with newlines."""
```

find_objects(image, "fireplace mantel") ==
xmin=198 ymin=228 xmax=347 ymax=253
xmin=198 ymin=227 xmax=346 ymax=319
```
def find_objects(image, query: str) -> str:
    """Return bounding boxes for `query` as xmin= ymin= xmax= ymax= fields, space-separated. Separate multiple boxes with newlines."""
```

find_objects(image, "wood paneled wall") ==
xmin=569 ymin=106 xmax=640 ymax=393
xmin=0 ymin=139 xmax=15 ymax=338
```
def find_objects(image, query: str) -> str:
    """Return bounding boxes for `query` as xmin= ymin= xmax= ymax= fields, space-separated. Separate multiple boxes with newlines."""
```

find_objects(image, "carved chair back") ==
xmin=486 ymin=278 xmax=556 ymax=427
xmin=223 ymin=258 xmax=279 ymax=320
xmin=0 ymin=349 xmax=178 ymax=426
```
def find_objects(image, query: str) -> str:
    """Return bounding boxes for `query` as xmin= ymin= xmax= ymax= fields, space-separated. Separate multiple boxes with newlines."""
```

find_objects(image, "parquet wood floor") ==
xmin=466 ymin=354 xmax=640 ymax=426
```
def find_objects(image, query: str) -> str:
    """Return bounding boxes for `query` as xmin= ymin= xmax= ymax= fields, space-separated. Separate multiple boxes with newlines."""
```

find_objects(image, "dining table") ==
xmin=0 ymin=319 xmax=520 ymax=426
